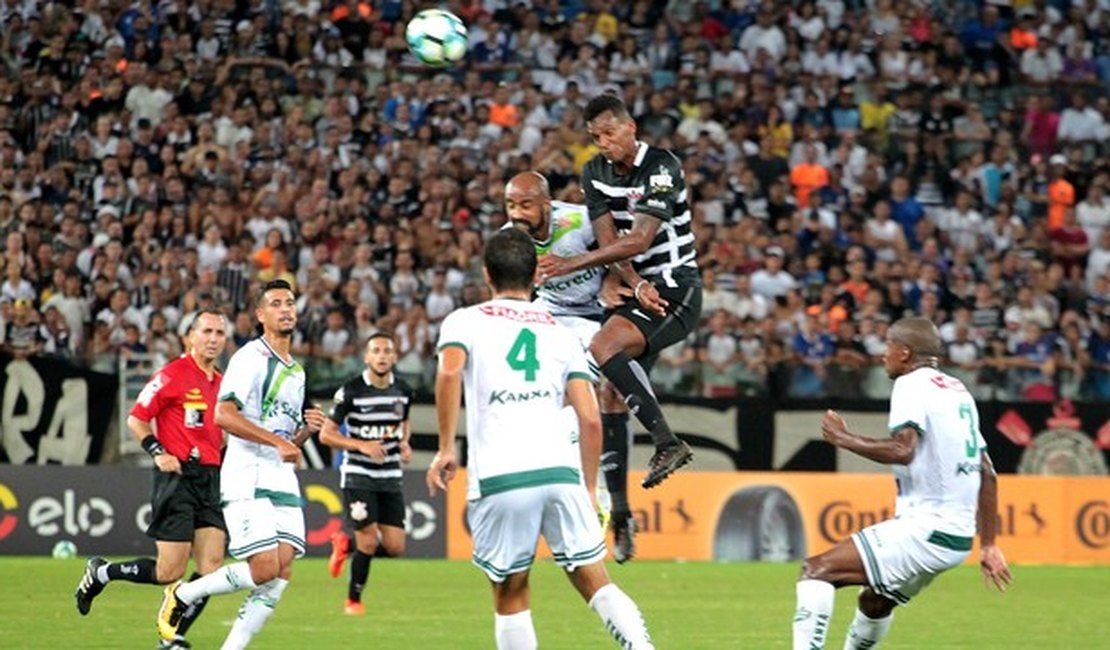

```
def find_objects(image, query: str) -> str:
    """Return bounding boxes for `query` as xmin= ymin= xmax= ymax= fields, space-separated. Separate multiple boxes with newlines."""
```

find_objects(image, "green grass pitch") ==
xmin=1 ymin=558 xmax=1107 ymax=648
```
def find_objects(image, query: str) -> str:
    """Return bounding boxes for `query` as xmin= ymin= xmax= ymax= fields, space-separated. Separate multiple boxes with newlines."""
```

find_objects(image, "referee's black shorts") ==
xmin=147 ymin=464 xmax=226 ymax=541
xmin=607 ymin=277 xmax=703 ymax=361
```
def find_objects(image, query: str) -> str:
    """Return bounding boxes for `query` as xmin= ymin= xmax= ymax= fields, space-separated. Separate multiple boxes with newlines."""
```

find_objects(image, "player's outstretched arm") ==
xmin=537 ymin=212 xmax=662 ymax=279
xmin=215 ymin=399 xmax=301 ymax=464
xmin=978 ymin=451 xmax=1012 ymax=592
xmin=820 ymin=409 xmax=918 ymax=465
xmin=428 ymin=346 xmax=465 ymax=496
xmin=566 ymin=378 xmax=602 ymax=503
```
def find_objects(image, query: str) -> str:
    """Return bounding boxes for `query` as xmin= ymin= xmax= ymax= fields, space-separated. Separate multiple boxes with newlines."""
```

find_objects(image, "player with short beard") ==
xmin=157 ymin=280 xmax=327 ymax=649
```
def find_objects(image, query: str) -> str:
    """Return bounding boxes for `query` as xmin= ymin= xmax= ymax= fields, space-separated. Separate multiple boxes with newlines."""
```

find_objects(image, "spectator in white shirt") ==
xmin=1021 ymin=38 xmax=1063 ymax=84
xmin=750 ymin=246 xmax=799 ymax=299
xmin=1057 ymin=93 xmax=1106 ymax=147
xmin=739 ymin=10 xmax=786 ymax=63
xmin=1087 ymin=228 xmax=1110 ymax=292
xmin=1077 ymin=183 xmax=1110 ymax=243
xmin=733 ymin=274 xmax=769 ymax=321
xmin=701 ymin=268 xmax=739 ymax=316
xmin=934 ymin=189 xmax=986 ymax=252
xmin=196 ymin=223 xmax=228 ymax=272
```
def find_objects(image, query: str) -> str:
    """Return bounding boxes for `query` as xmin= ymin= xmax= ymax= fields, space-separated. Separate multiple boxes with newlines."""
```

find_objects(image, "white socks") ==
xmin=176 ymin=563 xmax=256 ymax=604
xmin=221 ymin=577 xmax=288 ymax=650
xmin=495 ymin=610 xmax=537 ymax=650
xmin=794 ymin=579 xmax=835 ymax=650
xmin=844 ymin=608 xmax=892 ymax=649
xmin=588 ymin=583 xmax=655 ymax=650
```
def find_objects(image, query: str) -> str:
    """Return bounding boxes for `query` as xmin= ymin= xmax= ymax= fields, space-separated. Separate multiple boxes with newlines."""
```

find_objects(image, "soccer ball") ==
xmin=52 ymin=540 xmax=78 ymax=559
xmin=405 ymin=9 xmax=468 ymax=67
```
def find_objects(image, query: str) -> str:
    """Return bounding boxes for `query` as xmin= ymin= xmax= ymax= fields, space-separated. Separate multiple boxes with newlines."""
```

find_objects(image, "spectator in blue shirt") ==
xmin=889 ymin=176 xmax=926 ymax=249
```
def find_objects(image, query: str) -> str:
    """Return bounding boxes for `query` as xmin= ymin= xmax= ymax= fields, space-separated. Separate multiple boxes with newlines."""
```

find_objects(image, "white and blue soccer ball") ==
xmin=52 ymin=540 xmax=78 ymax=559
xmin=405 ymin=9 xmax=468 ymax=67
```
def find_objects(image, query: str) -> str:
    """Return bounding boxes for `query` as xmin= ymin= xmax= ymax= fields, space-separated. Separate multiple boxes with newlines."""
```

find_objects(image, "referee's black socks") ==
xmin=103 ymin=558 xmax=157 ymax=584
xmin=599 ymin=352 xmax=678 ymax=450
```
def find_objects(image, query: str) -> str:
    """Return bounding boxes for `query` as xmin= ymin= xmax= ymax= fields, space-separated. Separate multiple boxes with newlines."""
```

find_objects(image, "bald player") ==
xmin=792 ymin=317 xmax=1012 ymax=649
xmin=504 ymin=171 xmax=639 ymax=563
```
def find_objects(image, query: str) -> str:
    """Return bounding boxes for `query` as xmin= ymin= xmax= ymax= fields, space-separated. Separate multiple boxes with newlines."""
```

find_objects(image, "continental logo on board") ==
xmin=443 ymin=471 xmax=1110 ymax=565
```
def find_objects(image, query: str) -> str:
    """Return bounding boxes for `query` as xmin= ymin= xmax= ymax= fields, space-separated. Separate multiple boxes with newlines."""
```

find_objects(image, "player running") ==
xmin=156 ymin=280 xmax=326 ymax=649
xmin=792 ymin=317 xmax=1012 ymax=649
xmin=505 ymin=170 xmax=638 ymax=562
xmin=427 ymin=228 xmax=653 ymax=649
xmin=537 ymin=93 xmax=700 ymax=490
xmin=319 ymin=332 xmax=414 ymax=615
xmin=75 ymin=310 xmax=229 ymax=650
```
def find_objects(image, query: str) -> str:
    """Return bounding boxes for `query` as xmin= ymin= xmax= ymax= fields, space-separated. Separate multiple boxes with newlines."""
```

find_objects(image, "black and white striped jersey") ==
xmin=581 ymin=142 xmax=699 ymax=285
xmin=328 ymin=373 xmax=414 ymax=491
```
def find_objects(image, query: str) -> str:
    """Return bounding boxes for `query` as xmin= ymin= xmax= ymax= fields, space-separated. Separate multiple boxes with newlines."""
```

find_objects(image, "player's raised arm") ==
xmin=977 ymin=451 xmax=1012 ymax=592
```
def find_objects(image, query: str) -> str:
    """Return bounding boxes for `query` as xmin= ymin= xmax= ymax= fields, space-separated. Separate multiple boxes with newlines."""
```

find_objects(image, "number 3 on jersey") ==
xmin=958 ymin=403 xmax=978 ymax=458
xmin=506 ymin=328 xmax=539 ymax=381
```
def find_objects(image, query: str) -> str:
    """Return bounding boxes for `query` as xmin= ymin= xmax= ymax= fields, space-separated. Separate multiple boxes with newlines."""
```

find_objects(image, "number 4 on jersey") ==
xmin=506 ymin=328 xmax=540 ymax=382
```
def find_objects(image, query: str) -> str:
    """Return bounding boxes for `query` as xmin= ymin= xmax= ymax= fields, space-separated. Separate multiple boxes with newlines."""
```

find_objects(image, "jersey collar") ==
xmin=184 ymin=352 xmax=219 ymax=382
xmin=259 ymin=336 xmax=295 ymax=367
xmin=362 ymin=370 xmax=394 ymax=388
xmin=632 ymin=141 xmax=648 ymax=167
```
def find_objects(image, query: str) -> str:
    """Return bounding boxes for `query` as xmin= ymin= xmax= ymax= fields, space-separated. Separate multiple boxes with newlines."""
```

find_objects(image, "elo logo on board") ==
xmin=27 ymin=489 xmax=114 ymax=537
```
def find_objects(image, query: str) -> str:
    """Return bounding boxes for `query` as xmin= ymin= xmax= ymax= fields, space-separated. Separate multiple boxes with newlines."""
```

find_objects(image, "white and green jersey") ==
xmin=887 ymin=367 xmax=987 ymax=539
xmin=217 ymin=337 xmax=307 ymax=506
xmin=533 ymin=201 xmax=604 ymax=320
xmin=436 ymin=298 xmax=593 ymax=501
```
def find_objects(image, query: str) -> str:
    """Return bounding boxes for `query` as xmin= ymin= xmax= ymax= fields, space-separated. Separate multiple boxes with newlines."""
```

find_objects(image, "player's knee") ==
xmin=249 ymin=555 xmax=281 ymax=584
xmin=156 ymin=558 xmax=187 ymax=584
xmin=858 ymin=588 xmax=896 ymax=619
xmin=195 ymin=552 xmax=224 ymax=575
xmin=799 ymin=556 xmax=832 ymax=582
xmin=590 ymin=337 xmax=622 ymax=366
xmin=383 ymin=539 xmax=406 ymax=557
xmin=354 ymin=533 xmax=378 ymax=556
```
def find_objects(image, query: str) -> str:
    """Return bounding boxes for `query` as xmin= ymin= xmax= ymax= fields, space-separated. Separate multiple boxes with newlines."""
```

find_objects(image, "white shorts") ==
xmin=554 ymin=314 xmax=601 ymax=381
xmin=851 ymin=518 xmax=971 ymax=605
xmin=223 ymin=498 xmax=306 ymax=559
xmin=468 ymin=483 xmax=606 ymax=583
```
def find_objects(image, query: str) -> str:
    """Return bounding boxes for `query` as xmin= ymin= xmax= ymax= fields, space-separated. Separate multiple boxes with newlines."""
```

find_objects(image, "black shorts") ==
xmin=147 ymin=464 xmax=226 ymax=542
xmin=608 ymin=279 xmax=702 ymax=359
xmin=343 ymin=487 xmax=406 ymax=530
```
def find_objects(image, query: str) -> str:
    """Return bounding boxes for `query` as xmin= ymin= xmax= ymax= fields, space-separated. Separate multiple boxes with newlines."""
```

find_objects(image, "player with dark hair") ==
xmin=429 ymin=227 xmax=654 ymax=649
xmin=538 ymin=93 xmax=700 ymax=491
xmin=75 ymin=309 xmax=229 ymax=650
xmin=504 ymin=170 xmax=639 ymax=562
xmin=792 ymin=317 xmax=1012 ymax=649
xmin=320 ymin=332 xmax=414 ymax=615
xmin=157 ymin=280 xmax=327 ymax=649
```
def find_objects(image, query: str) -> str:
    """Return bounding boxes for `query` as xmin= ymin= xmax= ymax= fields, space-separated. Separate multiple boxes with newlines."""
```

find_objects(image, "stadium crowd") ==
xmin=1 ymin=0 xmax=1110 ymax=403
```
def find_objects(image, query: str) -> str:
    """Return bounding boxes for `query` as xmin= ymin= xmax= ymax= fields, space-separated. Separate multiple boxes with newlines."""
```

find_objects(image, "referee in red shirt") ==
xmin=75 ymin=309 xmax=229 ymax=650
